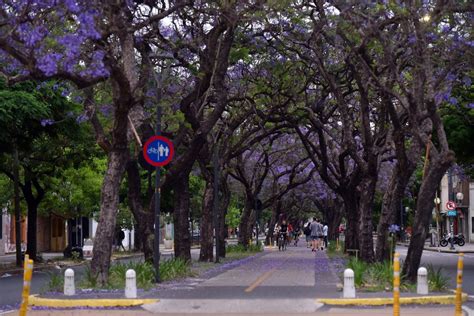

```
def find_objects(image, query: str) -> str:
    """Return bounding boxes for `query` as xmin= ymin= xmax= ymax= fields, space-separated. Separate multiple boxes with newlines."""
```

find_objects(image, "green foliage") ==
xmin=81 ymin=265 xmax=98 ymax=288
xmin=46 ymin=271 xmax=64 ymax=292
xmin=109 ymin=261 xmax=156 ymax=290
xmin=326 ymin=240 xmax=344 ymax=258
xmin=159 ymin=258 xmax=193 ymax=282
xmin=225 ymin=205 xmax=241 ymax=229
xmin=427 ymin=264 xmax=449 ymax=292
xmin=347 ymin=258 xmax=367 ymax=287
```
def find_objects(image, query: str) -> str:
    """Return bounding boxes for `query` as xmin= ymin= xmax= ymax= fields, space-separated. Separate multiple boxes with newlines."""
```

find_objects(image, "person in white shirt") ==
xmin=323 ymin=223 xmax=328 ymax=249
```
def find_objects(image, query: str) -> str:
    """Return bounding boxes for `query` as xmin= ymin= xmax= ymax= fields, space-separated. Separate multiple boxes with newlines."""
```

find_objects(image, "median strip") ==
xmin=28 ymin=295 xmax=159 ymax=308
xmin=316 ymin=293 xmax=468 ymax=306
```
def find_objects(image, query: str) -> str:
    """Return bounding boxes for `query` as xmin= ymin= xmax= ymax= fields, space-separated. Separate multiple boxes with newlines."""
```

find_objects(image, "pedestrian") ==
xmin=323 ymin=222 xmax=328 ymax=249
xmin=310 ymin=217 xmax=322 ymax=252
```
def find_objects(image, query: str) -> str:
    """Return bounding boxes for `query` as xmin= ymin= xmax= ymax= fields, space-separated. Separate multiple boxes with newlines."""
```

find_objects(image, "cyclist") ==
xmin=275 ymin=220 xmax=289 ymax=250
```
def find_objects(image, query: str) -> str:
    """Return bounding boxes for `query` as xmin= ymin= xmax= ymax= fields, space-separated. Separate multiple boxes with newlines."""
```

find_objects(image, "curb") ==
xmin=28 ymin=295 xmax=159 ymax=308
xmin=316 ymin=293 xmax=468 ymax=306
xmin=397 ymin=243 xmax=474 ymax=253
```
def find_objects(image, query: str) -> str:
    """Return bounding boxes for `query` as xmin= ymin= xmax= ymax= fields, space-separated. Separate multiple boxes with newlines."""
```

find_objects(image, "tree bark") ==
xmin=172 ymin=173 xmax=191 ymax=262
xmin=238 ymin=199 xmax=253 ymax=247
xmin=199 ymin=180 xmax=214 ymax=262
xmin=342 ymin=191 xmax=359 ymax=252
xmin=265 ymin=200 xmax=282 ymax=246
xmin=375 ymin=163 xmax=416 ymax=262
xmin=126 ymin=159 xmax=154 ymax=262
xmin=402 ymin=151 xmax=454 ymax=281
xmin=91 ymin=149 xmax=129 ymax=285
xmin=13 ymin=146 xmax=22 ymax=267
xmin=217 ymin=178 xmax=230 ymax=258
xmin=358 ymin=177 xmax=377 ymax=263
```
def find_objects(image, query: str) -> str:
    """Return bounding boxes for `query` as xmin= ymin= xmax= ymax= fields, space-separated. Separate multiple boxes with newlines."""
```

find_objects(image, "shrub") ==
xmin=427 ymin=264 xmax=449 ymax=292
xmin=347 ymin=257 xmax=367 ymax=287
xmin=47 ymin=271 xmax=64 ymax=292
xmin=159 ymin=258 xmax=193 ymax=282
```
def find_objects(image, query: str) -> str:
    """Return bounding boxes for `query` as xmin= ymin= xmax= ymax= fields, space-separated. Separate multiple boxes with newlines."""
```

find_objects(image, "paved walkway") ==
xmin=398 ymin=241 xmax=474 ymax=253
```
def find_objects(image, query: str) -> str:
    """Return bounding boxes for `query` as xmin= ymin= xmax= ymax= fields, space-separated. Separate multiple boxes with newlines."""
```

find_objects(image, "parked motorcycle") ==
xmin=439 ymin=233 xmax=465 ymax=247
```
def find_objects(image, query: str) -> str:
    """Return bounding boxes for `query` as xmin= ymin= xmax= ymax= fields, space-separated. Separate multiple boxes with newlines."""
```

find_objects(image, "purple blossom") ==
xmin=388 ymin=224 xmax=400 ymax=234
xmin=38 ymin=53 xmax=62 ymax=76
xmin=448 ymin=97 xmax=458 ymax=105
xmin=76 ymin=113 xmax=89 ymax=123
xmin=468 ymin=103 xmax=474 ymax=109
xmin=408 ymin=35 xmax=416 ymax=44
xmin=462 ymin=76 xmax=472 ymax=87
xmin=40 ymin=118 xmax=55 ymax=126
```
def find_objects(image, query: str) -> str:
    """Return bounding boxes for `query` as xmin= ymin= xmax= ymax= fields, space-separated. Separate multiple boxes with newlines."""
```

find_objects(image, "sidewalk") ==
xmin=398 ymin=241 xmax=474 ymax=253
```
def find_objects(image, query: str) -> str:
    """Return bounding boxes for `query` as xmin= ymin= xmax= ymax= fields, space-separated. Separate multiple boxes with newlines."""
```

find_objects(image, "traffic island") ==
xmin=317 ymin=293 xmax=468 ymax=306
xmin=28 ymin=295 xmax=158 ymax=308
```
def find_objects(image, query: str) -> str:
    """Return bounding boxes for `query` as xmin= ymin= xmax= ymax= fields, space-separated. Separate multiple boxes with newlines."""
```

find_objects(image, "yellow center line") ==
xmin=244 ymin=268 xmax=277 ymax=293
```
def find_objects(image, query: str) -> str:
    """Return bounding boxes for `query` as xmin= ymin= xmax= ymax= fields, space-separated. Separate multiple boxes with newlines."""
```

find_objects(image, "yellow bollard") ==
xmin=19 ymin=255 xmax=34 ymax=316
xmin=336 ymin=238 xmax=340 ymax=251
xmin=455 ymin=253 xmax=464 ymax=316
xmin=393 ymin=252 xmax=400 ymax=316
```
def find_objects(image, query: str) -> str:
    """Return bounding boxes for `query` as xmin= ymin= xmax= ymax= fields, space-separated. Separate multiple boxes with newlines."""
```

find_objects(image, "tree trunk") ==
xmin=402 ymin=152 xmax=454 ymax=281
xmin=358 ymin=177 xmax=377 ymax=263
xmin=238 ymin=200 xmax=253 ymax=246
xmin=172 ymin=173 xmax=191 ymax=262
xmin=342 ymin=192 xmax=360 ymax=252
xmin=91 ymin=149 xmax=129 ymax=285
xmin=375 ymin=164 xmax=414 ymax=262
xmin=13 ymin=146 xmax=22 ymax=267
xmin=265 ymin=200 xmax=281 ymax=246
xmin=126 ymin=159 xmax=154 ymax=262
xmin=217 ymin=177 xmax=230 ymax=258
xmin=199 ymin=180 xmax=214 ymax=262
xmin=26 ymin=199 xmax=38 ymax=262
xmin=326 ymin=202 xmax=343 ymax=241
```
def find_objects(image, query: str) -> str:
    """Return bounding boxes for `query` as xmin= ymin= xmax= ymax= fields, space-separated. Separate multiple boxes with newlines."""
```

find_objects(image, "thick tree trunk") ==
xmin=199 ymin=180 xmax=214 ymax=262
xmin=265 ymin=200 xmax=281 ymax=246
xmin=326 ymin=203 xmax=343 ymax=241
xmin=238 ymin=200 xmax=253 ymax=246
xmin=91 ymin=149 xmax=129 ymax=285
xmin=26 ymin=201 xmax=38 ymax=261
xmin=402 ymin=152 xmax=454 ymax=281
xmin=358 ymin=177 xmax=377 ymax=263
xmin=342 ymin=192 xmax=359 ymax=252
xmin=126 ymin=160 xmax=154 ymax=262
xmin=172 ymin=173 xmax=191 ymax=262
xmin=217 ymin=178 xmax=230 ymax=258
xmin=375 ymin=164 xmax=415 ymax=262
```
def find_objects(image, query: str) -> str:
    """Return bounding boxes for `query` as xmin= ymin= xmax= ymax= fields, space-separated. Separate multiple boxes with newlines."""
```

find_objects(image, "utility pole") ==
xmin=154 ymin=105 xmax=162 ymax=282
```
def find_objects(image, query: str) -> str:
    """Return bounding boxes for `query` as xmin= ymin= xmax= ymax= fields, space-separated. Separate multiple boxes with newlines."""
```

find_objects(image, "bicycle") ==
xmin=278 ymin=232 xmax=287 ymax=251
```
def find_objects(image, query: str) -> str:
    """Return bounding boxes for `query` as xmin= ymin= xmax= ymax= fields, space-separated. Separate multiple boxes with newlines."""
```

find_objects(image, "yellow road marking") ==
xmin=244 ymin=268 xmax=276 ymax=293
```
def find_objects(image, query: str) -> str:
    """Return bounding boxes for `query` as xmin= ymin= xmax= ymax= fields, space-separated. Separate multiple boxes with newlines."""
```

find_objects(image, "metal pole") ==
xmin=448 ymin=169 xmax=455 ymax=250
xmin=213 ymin=143 xmax=220 ymax=263
xmin=255 ymin=198 xmax=258 ymax=246
xmin=154 ymin=106 xmax=162 ymax=283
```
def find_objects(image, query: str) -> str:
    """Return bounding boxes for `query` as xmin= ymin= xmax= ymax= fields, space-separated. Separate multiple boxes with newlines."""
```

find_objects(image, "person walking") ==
xmin=323 ymin=222 xmax=328 ymax=249
xmin=310 ymin=217 xmax=323 ymax=252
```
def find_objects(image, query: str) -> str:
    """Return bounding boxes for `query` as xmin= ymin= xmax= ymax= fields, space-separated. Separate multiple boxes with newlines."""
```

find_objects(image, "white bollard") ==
xmin=64 ymin=268 xmax=75 ymax=296
xmin=343 ymin=268 xmax=356 ymax=298
xmin=417 ymin=267 xmax=428 ymax=295
xmin=125 ymin=269 xmax=137 ymax=298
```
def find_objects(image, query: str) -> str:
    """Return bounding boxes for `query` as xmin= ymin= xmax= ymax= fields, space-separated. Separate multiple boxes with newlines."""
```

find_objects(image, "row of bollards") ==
xmin=63 ymin=268 xmax=138 ymax=298
xmin=342 ymin=253 xmax=465 ymax=315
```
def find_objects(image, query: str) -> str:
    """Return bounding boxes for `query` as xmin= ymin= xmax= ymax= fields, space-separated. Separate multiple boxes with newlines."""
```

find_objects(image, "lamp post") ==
xmin=434 ymin=196 xmax=441 ymax=248
xmin=456 ymin=192 xmax=464 ymax=238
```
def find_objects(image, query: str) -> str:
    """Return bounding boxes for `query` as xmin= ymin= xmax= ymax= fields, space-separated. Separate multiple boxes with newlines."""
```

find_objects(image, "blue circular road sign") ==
xmin=143 ymin=136 xmax=174 ymax=167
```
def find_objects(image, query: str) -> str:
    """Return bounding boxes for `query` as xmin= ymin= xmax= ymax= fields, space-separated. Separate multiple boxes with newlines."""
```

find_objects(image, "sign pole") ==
xmin=154 ymin=106 xmax=161 ymax=283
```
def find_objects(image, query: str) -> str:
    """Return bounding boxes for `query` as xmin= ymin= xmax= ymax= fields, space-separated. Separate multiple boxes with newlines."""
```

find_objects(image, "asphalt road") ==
xmin=396 ymin=246 xmax=474 ymax=295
